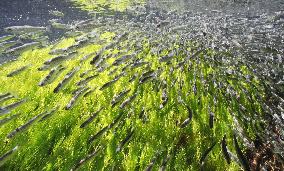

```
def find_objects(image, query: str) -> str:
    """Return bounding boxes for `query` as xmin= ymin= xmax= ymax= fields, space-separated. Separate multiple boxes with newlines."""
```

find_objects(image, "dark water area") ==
xmin=0 ymin=0 xmax=89 ymax=39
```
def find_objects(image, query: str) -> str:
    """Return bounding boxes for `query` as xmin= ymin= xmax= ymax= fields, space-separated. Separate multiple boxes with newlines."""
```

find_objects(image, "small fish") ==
xmin=80 ymin=52 xmax=96 ymax=63
xmin=54 ymin=67 xmax=79 ymax=93
xmin=233 ymin=134 xmax=250 ymax=171
xmin=38 ymin=65 xmax=65 ymax=86
xmin=65 ymin=87 xmax=89 ymax=110
xmin=156 ymin=21 xmax=170 ymax=28
xmin=0 ymin=35 xmax=15 ymax=43
xmin=7 ymin=111 xmax=45 ymax=138
xmin=99 ymin=79 xmax=116 ymax=91
xmin=51 ymin=22 xmax=72 ymax=30
xmin=5 ymin=42 xmax=41 ymax=55
xmin=111 ymin=89 xmax=131 ymax=107
xmin=80 ymin=108 xmax=103 ymax=128
xmin=88 ymin=126 xmax=109 ymax=144
xmin=141 ymin=70 xmax=155 ymax=78
xmin=99 ymin=72 xmax=125 ymax=91
xmin=39 ymin=107 xmax=59 ymax=122
xmin=0 ymin=146 xmax=19 ymax=166
xmin=48 ymin=47 xmax=68 ymax=55
xmin=221 ymin=135 xmax=231 ymax=164
xmin=145 ymin=157 xmax=157 ymax=171
xmin=209 ymin=112 xmax=214 ymax=129
xmin=112 ymin=54 xmax=133 ymax=66
xmin=180 ymin=118 xmax=191 ymax=128
xmin=0 ymin=113 xmax=19 ymax=126
xmin=89 ymin=51 xmax=101 ymax=65
xmin=159 ymin=155 xmax=171 ymax=171
xmin=200 ymin=142 xmax=217 ymax=169
xmin=159 ymin=89 xmax=168 ymax=109
xmin=4 ymin=25 xmax=47 ymax=34
xmin=43 ymin=55 xmax=66 ymax=66
xmin=49 ymin=10 xmax=64 ymax=17
xmin=159 ymin=51 xmax=175 ymax=63
xmin=0 ymin=99 xmax=26 ymax=116
xmin=79 ymin=69 xmax=96 ymax=78
xmin=7 ymin=64 xmax=30 ymax=77
xmin=70 ymin=146 xmax=101 ymax=171
xmin=116 ymin=128 xmax=135 ymax=152
xmin=44 ymin=51 xmax=77 ymax=66
xmin=0 ymin=93 xmax=11 ymax=100
xmin=131 ymin=61 xmax=149 ymax=69
xmin=129 ymin=74 xmax=137 ymax=82
xmin=0 ymin=41 xmax=20 ymax=52
xmin=76 ymin=74 xmax=98 ymax=86
xmin=83 ymin=88 xmax=96 ymax=98
xmin=139 ymin=74 xmax=154 ymax=84
xmin=108 ymin=112 xmax=124 ymax=129
xmin=0 ymin=94 xmax=13 ymax=103
xmin=120 ymin=93 xmax=137 ymax=109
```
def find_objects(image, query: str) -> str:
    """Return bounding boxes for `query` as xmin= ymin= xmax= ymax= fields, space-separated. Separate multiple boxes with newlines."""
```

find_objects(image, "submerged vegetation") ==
xmin=0 ymin=0 xmax=284 ymax=170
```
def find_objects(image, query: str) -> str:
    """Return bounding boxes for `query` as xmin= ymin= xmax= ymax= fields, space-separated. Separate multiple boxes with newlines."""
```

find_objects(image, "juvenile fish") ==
xmin=129 ymin=74 xmax=137 ymax=82
xmin=221 ymin=135 xmax=231 ymax=164
xmin=90 ymin=51 xmax=103 ymax=65
xmin=88 ymin=126 xmax=109 ymax=144
xmin=80 ymin=108 xmax=103 ymax=128
xmin=111 ymin=89 xmax=131 ymax=107
xmin=39 ymin=107 xmax=59 ymax=122
xmin=200 ymin=142 xmax=217 ymax=168
xmin=38 ymin=65 xmax=65 ymax=86
xmin=7 ymin=111 xmax=45 ymax=138
xmin=0 ymin=95 xmax=14 ymax=104
xmin=49 ymin=10 xmax=64 ymax=17
xmin=7 ymin=64 xmax=30 ymax=77
xmin=159 ymin=51 xmax=174 ymax=63
xmin=0 ymin=93 xmax=12 ymax=101
xmin=0 ymin=41 xmax=20 ymax=52
xmin=79 ymin=69 xmax=96 ymax=78
xmin=159 ymin=89 xmax=168 ymax=109
xmin=159 ymin=155 xmax=171 ymax=171
xmin=209 ymin=112 xmax=214 ymax=129
xmin=99 ymin=72 xmax=125 ymax=90
xmin=180 ymin=118 xmax=191 ymax=128
xmin=70 ymin=147 xmax=101 ymax=171
xmin=76 ymin=74 xmax=98 ymax=86
xmin=54 ymin=67 xmax=79 ymax=93
xmin=4 ymin=25 xmax=47 ymax=34
xmin=112 ymin=54 xmax=133 ymax=66
xmin=120 ymin=93 xmax=137 ymax=109
xmin=65 ymin=87 xmax=89 ymax=110
xmin=116 ymin=128 xmax=135 ymax=152
xmin=0 ymin=35 xmax=14 ymax=43
xmin=48 ymin=48 xmax=68 ymax=55
xmin=145 ymin=157 xmax=157 ymax=171
xmin=108 ymin=112 xmax=124 ymax=129
xmin=44 ymin=51 xmax=77 ymax=66
xmin=233 ymin=134 xmax=250 ymax=171
xmin=0 ymin=99 xmax=26 ymax=116
xmin=131 ymin=61 xmax=149 ymax=69
xmin=0 ymin=113 xmax=19 ymax=126
xmin=80 ymin=52 xmax=96 ymax=63
xmin=83 ymin=88 xmax=96 ymax=98
xmin=5 ymin=42 xmax=40 ymax=54
xmin=0 ymin=146 xmax=19 ymax=166
xmin=139 ymin=74 xmax=154 ymax=84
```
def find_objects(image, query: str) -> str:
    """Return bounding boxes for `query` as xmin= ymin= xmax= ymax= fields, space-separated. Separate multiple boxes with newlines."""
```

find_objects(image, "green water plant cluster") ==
xmin=0 ymin=27 xmax=267 ymax=170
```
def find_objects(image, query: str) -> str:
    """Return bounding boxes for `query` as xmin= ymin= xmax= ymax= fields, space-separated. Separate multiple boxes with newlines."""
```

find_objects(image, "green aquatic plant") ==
xmin=0 ymin=27 xmax=268 ymax=170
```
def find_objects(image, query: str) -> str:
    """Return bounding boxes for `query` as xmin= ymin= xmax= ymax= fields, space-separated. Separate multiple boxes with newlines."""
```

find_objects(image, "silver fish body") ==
xmin=54 ymin=67 xmax=79 ymax=93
